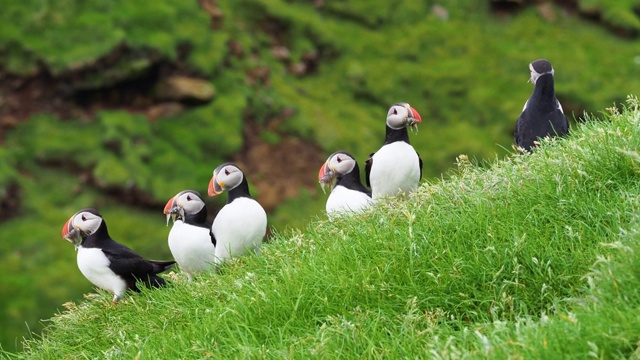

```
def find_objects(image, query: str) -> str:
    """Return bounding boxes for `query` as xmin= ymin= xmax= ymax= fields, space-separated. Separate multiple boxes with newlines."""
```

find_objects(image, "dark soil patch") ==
xmin=0 ymin=40 xmax=327 ymax=218
xmin=233 ymin=108 xmax=325 ymax=212
xmin=0 ymin=181 xmax=20 ymax=221
xmin=0 ymin=44 xmax=207 ymax=143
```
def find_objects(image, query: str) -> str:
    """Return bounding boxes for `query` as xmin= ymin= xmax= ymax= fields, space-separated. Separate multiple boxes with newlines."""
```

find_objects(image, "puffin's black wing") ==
xmin=552 ymin=107 xmax=569 ymax=136
xmin=515 ymin=108 xmax=567 ymax=152
xmin=209 ymin=228 xmax=217 ymax=247
xmin=101 ymin=243 xmax=174 ymax=289
xmin=365 ymin=152 xmax=374 ymax=188
xmin=514 ymin=111 xmax=529 ymax=151
xmin=417 ymin=151 xmax=423 ymax=181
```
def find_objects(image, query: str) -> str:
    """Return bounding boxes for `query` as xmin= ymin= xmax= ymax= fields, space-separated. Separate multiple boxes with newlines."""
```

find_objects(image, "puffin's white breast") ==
xmin=212 ymin=198 xmax=267 ymax=264
xmin=77 ymin=246 xmax=128 ymax=297
xmin=370 ymin=141 xmax=420 ymax=199
xmin=168 ymin=220 xmax=216 ymax=274
xmin=326 ymin=185 xmax=372 ymax=219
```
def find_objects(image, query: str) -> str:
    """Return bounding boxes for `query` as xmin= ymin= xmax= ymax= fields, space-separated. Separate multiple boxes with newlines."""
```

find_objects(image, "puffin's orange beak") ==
xmin=61 ymin=217 xmax=72 ymax=239
xmin=61 ymin=214 xmax=83 ymax=248
xmin=163 ymin=195 xmax=177 ymax=214
xmin=163 ymin=195 xmax=180 ymax=226
xmin=318 ymin=161 xmax=330 ymax=182
xmin=208 ymin=176 xmax=223 ymax=197
xmin=408 ymin=106 xmax=422 ymax=125
xmin=318 ymin=159 xmax=337 ymax=194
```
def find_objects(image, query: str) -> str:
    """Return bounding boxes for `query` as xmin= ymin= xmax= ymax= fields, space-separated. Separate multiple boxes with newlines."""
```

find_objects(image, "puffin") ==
xmin=318 ymin=151 xmax=372 ymax=218
xmin=61 ymin=208 xmax=175 ymax=304
xmin=365 ymin=102 xmax=423 ymax=199
xmin=515 ymin=59 xmax=568 ymax=152
xmin=164 ymin=190 xmax=216 ymax=281
xmin=208 ymin=163 xmax=267 ymax=264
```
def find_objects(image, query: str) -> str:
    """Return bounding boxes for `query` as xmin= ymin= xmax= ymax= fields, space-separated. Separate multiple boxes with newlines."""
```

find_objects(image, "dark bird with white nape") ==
xmin=208 ymin=163 xmax=267 ymax=264
xmin=365 ymin=102 xmax=423 ymax=199
xmin=61 ymin=208 xmax=175 ymax=304
xmin=515 ymin=59 xmax=568 ymax=152
xmin=318 ymin=151 xmax=372 ymax=218
xmin=164 ymin=190 xmax=216 ymax=281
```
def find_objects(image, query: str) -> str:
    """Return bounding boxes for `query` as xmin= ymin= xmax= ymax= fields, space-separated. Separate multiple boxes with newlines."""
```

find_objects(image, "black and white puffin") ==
xmin=515 ymin=59 xmax=568 ymax=152
xmin=164 ymin=190 xmax=216 ymax=281
xmin=61 ymin=208 xmax=175 ymax=303
xmin=365 ymin=102 xmax=423 ymax=199
xmin=318 ymin=151 xmax=372 ymax=218
xmin=208 ymin=163 xmax=267 ymax=264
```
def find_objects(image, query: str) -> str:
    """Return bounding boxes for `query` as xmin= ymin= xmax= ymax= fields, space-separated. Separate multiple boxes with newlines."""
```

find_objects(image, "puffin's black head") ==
xmin=208 ymin=163 xmax=245 ymax=197
xmin=386 ymin=102 xmax=422 ymax=130
xmin=163 ymin=190 xmax=206 ymax=225
xmin=61 ymin=208 xmax=104 ymax=249
xmin=529 ymin=59 xmax=554 ymax=84
xmin=318 ymin=151 xmax=358 ymax=193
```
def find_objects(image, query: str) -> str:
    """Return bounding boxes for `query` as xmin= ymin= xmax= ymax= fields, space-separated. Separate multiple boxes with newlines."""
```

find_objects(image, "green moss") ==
xmin=0 ymin=149 xmax=17 ymax=186
xmin=578 ymin=0 xmax=640 ymax=32
xmin=5 ymin=115 xmax=103 ymax=169
xmin=0 ymin=0 xmax=213 ymax=75
xmin=92 ymin=155 xmax=131 ymax=187
xmin=259 ymin=130 xmax=281 ymax=145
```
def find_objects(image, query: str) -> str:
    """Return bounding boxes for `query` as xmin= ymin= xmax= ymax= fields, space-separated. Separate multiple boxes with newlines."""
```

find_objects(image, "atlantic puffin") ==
xmin=61 ymin=208 xmax=175 ymax=303
xmin=515 ymin=59 xmax=568 ymax=152
xmin=164 ymin=190 xmax=216 ymax=281
xmin=365 ymin=102 xmax=423 ymax=199
xmin=208 ymin=163 xmax=267 ymax=264
xmin=318 ymin=151 xmax=372 ymax=218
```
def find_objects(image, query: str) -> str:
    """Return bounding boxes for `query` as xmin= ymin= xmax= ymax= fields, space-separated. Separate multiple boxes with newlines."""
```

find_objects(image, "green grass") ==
xmin=4 ymin=97 xmax=640 ymax=358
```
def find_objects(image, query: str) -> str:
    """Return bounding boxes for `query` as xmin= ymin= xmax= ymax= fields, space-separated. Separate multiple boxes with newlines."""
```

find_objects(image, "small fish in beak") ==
xmin=164 ymin=206 xmax=184 ymax=225
xmin=405 ymin=105 xmax=422 ymax=127
xmin=318 ymin=162 xmax=337 ymax=194
xmin=62 ymin=227 xmax=84 ymax=250
xmin=163 ymin=195 xmax=185 ymax=226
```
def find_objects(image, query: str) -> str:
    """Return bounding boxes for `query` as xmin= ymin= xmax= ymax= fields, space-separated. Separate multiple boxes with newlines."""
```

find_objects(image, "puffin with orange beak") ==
xmin=207 ymin=163 xmax=267 ymax=264
xmin=164 ymin=190 xmax=215 ymax=281
xmin=365 ymin=102 xmax=423 ymax=199
xmin=61 ymin=208 xmax=175 ymax=304
xmin=318 ymin=151 xmax=372 ymax=219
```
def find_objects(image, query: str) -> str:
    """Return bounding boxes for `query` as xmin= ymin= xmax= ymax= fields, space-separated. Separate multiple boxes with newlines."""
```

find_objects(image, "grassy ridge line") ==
xmin=6 ymin=97 xmax=640 ymax=358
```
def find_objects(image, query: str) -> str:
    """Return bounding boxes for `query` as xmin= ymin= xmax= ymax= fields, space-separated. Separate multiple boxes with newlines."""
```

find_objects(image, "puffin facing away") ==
xmin=61 ymin=208 xmax=175 ymax=303
xmin=515 ymin=59 xmax=568 ymax=152
xmin=164 ymin=190 xmax=216 ymax=281
xmin=365 ymin=102 xmax=423 ymax=199
xmin=208 ymin=163 xmax=267 ymax=265
xmin=318 ymin=151 xmax=372 ymax=218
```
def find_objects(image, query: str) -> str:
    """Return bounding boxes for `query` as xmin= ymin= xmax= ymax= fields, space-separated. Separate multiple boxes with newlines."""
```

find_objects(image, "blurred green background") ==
xmin=1 ymin=0 xmax=639 ymax=352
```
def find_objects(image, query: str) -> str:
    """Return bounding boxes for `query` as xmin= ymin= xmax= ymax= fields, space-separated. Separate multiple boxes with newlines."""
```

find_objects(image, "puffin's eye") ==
xmin=81 ymin=215 xmax=87 ymax=221
xmin=393 ymin=108 xmax=398 ymax=115
xmin=225 ymin=169 xmax=230 ymax=176
xmin=336 ymin=156 xmax=342 ymax=163
xmin=187 ymin=195 xmax=192 ymax=201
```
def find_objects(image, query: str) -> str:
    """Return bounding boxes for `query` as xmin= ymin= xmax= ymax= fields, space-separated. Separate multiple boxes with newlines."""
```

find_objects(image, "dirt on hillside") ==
xmin=0 ymin=43 xmax=325 ymax=217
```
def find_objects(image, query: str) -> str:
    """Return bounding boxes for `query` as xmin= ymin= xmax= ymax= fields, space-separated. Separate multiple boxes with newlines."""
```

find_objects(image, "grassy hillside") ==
xmin=3 ymin=0 xmax=640 ymax=352
xmin=5 ymin=97 xmax=640 ymax=358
